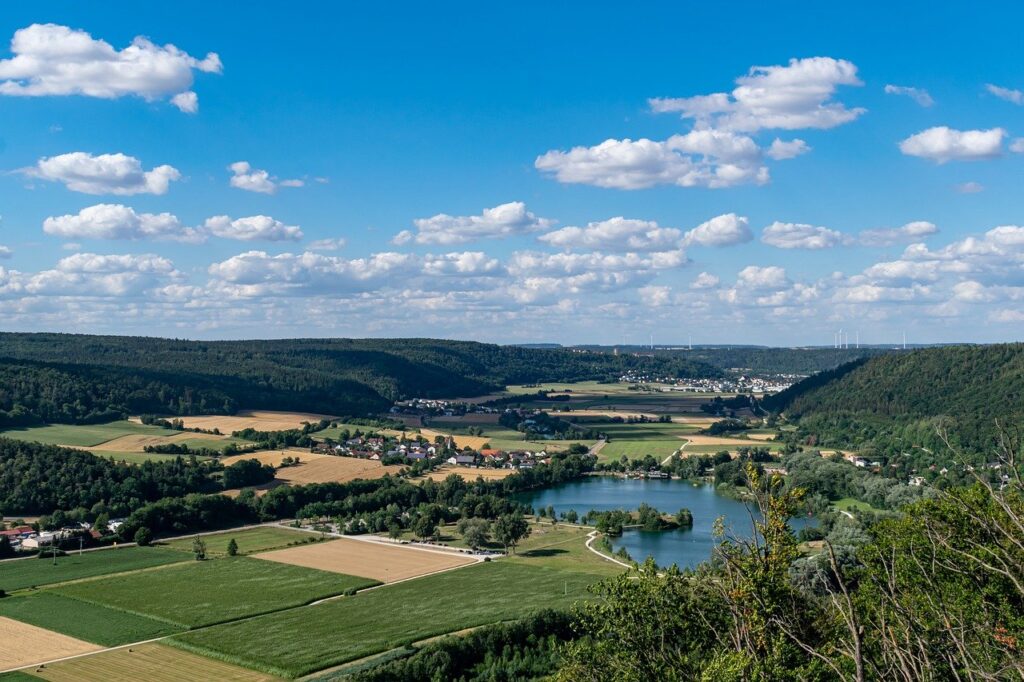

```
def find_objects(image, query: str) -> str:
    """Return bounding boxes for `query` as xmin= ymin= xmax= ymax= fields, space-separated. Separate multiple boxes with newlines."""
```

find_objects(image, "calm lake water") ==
xmin=518 ymin=476 xmax=814 ymax=569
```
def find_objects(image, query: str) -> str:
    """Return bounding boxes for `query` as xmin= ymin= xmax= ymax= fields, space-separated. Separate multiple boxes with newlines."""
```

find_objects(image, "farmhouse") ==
xmin=447 ymin=454 xmax=476 ymax=466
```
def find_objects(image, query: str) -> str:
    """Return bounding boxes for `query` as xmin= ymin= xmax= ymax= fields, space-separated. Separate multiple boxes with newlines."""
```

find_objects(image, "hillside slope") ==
xmin=764 ymin=344 xmax=1024 ymax=458
xmin=0 ymin=333 xmax=721 ymax=426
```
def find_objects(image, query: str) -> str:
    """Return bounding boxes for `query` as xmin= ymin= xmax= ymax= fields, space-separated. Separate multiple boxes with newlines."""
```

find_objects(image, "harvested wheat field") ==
xmin=0 ymin=617 xmax=102 ymax=670
xmin=746 ymin=433 xmax=776 ymax=441
xmin=559 ymin=410 xmax=662 ymax=420
xmin=174 ymin=410 xmax=335 ymax=433
xmin=423 ymin=466 xmax=516 ymax=482
xmin=28 ymin=642 xmax=277 ymax=682
xmin=254 ymin=537 xmax=475 ymax=583
xmin=418 ymin=428 xmax=490 ymax=450
xmin=221 ymin=450 xmax=403 ymax=485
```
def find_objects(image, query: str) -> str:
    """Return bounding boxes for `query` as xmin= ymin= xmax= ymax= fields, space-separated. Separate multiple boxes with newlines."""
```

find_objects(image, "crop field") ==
xmin=221 ymin=450 xmax=403 ymax=485
xmin=174 ymin=410 xmax=334 ymax=433
xmin=254 ymin=537 xmax=475 ymax=583
xmin=0 ymin=592 xmax=178 ymax=646
xmin=430 ymin=424 xmax=594 ymax=453
xmin=54 ymin=556 xmax=376 ymax=629
xmin=599 ymin=439 xmax=684 ymax=460
xmin=429 ymin=413 xmax=501 ymax=425
xmin=417 ymin=428 xmax=490 ymax=450
xmin=0 ymin=617 xmax=101 ymax=671
xmin=162 ymin=526 xmax=317 ymax=557
xmin=24 ymin=643 xmax=278 ymax=682
xmin=311 ymin=424 xmax=406 ymax=440
xmin=0 ymin=547 xmax=187 ymax=592
xmin=171 ymin=559 xmax=612 ymax=678
xmin=422 ymin=465 xmax=516 ymax=481
xmin=0 ymin=421 xmax=173 ymax=448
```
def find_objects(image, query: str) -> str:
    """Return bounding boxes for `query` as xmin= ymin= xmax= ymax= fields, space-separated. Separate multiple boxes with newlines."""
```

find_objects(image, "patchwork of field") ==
xmin=254 ymin=537 xmax=475 ymax=583
xmin=429 ymin=413 xmax=500 ymax=425
xmin=0 ymin=547 xmax=187 ymax=592
xmin=221 ymin=450 xmax=403 ymax=485
xmin=311 ymin=423 xmax=405 ymax=440
xmin=162 ymin=526 xmax=317 ymax=558
xmin=422 ymin=466 xmax=516 ymax=482
xmin=174 ymin=411 xmax=334 ymax=433
xmin=171 ymin=559 xmax=611 ymax=678
xmin=0 ymin=591 xmax=178 ymax=646
xmin=24 ymin=643 xmax=277 ymax=682
xmin=0 ymin=617 xmax=101 ymax=671
xmin=54 ymin=556 xmax=376 ymax=629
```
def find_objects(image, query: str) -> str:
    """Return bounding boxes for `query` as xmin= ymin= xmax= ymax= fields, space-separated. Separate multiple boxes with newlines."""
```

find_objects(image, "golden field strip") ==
xmin=221 ymin=450 xmax=403 ymax=485
xmin=80 ymin=432 xmax=235 ymax=453
xmin=416 ymin=428 xmax=490 ymax=450
xmin=0 ymin=617 xmax=102 ymax=670
xmin=254 ymin=537 xmax=476 ymax=583
xmin=422 ymin=466 xmax=517 ymax=482
xmin=25 ymin=643 xmax=278 ymax=682
xmin=173 ymin=410 xmax=335 ymax=433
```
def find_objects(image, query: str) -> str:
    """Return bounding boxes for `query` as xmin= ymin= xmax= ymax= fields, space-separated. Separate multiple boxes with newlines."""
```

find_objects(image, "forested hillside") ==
xmin=0 ymin=333 xmax=720 ymax=426
xmin=575 ymin=345 xmax=895 ymax=375
xmin=764 ymin=344 xmax=1024 ymax=459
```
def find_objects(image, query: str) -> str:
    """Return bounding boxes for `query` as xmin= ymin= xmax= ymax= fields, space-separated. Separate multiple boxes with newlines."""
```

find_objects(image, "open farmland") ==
xmin=221 ymin=450 xmax=403 ymax=485
xmin=0 ymin=547 xmax=187 ymax=592
xmin=24 ymin=643 xmax=278 ymax=682
xmin=0 ymin=592 xmax=178 ymax=646
xmin=417 ymin=428 xmax=490 ymax=450
xmin=162 ymin=526 xmax=315 ymax=557
xmin=54 ymin=556 xmax=376 ymax=629
xmin=0 ymin=617 xmax=101 ymax=671
xmin=254 ymin=536 xmax=475 ymax=583
xmin=171 ymin=559 xmax=612 ymax=678
xmin=0 ymin=421 xmax=174 ymax=448
xmin=174 ymin=411 xmax=334 ymax=433
xmin=311 ymin=424 xmax=406 ymax=440
xmin=422 ymin=465 xmax=516 ymax=482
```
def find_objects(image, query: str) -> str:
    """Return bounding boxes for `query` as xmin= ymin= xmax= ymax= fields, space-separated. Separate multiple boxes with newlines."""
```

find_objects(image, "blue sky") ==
xmin=0 ymin=2 xmax=1022 ymax=345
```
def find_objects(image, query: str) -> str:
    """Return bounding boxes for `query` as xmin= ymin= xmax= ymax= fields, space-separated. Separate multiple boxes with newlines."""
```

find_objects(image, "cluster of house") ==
xmin=0 ymin=520 xmax=123 ymax=552
xmin=390 ymin=398 xmax=498 ymax=419
xmin=311 ymin=433 xmax=555 ymax=470
xmin=618 ymin=374 xmax=797 ymax=394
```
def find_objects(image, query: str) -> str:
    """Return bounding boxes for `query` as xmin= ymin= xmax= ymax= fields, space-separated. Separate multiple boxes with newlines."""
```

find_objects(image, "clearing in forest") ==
xmin=0 ymin=617 xmax=101 ymax=670
xmin=174 ymin=410 xmax=335 ymax=433
xmin=253 ymin=536 xmax=475 ymax=583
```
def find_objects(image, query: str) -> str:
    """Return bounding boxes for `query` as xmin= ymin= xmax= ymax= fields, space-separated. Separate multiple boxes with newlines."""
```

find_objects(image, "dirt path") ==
xmin=584 ymin=530 xmax=632 ymax=569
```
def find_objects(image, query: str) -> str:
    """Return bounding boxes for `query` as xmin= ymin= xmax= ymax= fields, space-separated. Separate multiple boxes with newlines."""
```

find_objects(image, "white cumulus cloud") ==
xmin=394 ymin=202 xmax=554 ymax=245
xmin=229 ymin=161 xmax=304 ymax=194
xmin=0 ymin=23 xmax=221 ymax=112
xmin=899 ymin=126 xmax=1006 ymax=163
xmin=43 ymin=204 xmax=203 ymax=242
xmin=539 ymin=217 xmax=683 ymax=251
xmin=28 ymin=152 xmax=180 ymax=195
xmin=203 ymin=215 xmax=303 ymax=242
xmin=648 ymin=57 xmax=865 ymax=132
xmin=0 ymin=246 xmax=11 ymax=259
xmin=683 ymin=213 xmax=753 ymax=247
xmin=762 ymin=221 xmax=849 ymax=249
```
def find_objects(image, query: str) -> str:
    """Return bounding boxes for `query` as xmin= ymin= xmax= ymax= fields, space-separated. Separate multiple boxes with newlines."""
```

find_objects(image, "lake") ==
xmin=518 ymin=476 xmax=814 ymax=569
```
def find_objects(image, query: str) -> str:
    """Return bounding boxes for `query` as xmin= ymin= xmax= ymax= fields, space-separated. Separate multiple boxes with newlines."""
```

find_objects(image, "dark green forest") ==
xmin=0 ymin=333 xmax=720 ymax=427
xmin=764 ymin=344 xmax=1024 ymax=460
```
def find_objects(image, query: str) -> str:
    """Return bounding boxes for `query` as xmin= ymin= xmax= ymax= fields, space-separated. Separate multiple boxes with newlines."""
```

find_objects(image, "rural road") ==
xmin=588 ymin=438 xmax=606 ymax=457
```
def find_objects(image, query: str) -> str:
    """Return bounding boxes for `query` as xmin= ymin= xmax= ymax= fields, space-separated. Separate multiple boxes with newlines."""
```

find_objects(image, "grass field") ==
xmin=171 ymin=559 xmax=612 ymax=677
xmin=254 ymin=537 xmax=475 ymax=583
xmin=832 ymin=497 xmax=879 ymax=513
xmin=161 ymin=526 xmax=317 ymax=558
xmin=312 ymin=424 xmax=406 ymax=440
xmin=0 ymin=421 xmax=173 ymax=448
xmin=0 ymin=591 xmax=179 ymax=646
xmin=0 ymin=547 xmax=187 ymax=592
xmin=26 ymin=642 xmax=278 ymax=682
xmin=54 ymin=556 xmax=376 ymax=629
